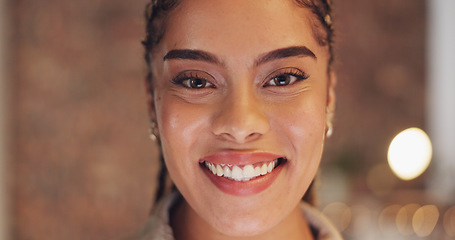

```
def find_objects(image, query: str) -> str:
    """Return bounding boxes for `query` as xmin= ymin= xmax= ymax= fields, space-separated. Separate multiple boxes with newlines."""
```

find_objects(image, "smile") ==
xmin=202 ymin=158 xmax=285 ymax=182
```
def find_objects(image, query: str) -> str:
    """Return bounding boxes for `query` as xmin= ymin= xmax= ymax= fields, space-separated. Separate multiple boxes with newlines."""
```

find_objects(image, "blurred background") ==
xmin=0 ymin=0 xmax=454 ymax=239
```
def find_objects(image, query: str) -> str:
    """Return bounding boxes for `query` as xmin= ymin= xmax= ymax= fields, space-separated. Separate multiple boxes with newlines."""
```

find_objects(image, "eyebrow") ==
xmin=163 ymin=49 xmax=221 ymax=65
xmin=255 ymin=46 xmax=316 ymax=66
xmin=163 ymin=46 xmax=316 ymax=66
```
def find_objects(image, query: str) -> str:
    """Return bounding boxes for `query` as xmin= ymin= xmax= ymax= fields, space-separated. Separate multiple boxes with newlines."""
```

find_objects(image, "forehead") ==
xmin=158 ymin=0 xmax=328 ymax=64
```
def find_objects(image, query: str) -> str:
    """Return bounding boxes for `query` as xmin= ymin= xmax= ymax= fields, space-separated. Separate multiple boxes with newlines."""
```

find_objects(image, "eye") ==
xmin=269 ymin=74 xmax=298 ymax=86
xmin=172 ymin=71 xmax=216 ymax=89
xmin=264 ymin=68 xmax=309 ymax=87
xmin=182 ymin=78 xmax=213 ymax=89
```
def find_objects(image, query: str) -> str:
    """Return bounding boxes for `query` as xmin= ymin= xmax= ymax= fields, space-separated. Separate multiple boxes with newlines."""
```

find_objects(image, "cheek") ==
xmin=271 ymin=93 xmax=326 ymax=180
xmin=272 ymin=93 xmax=326 ymax=145
xmin=158 ymin=100 xmax=194 ymax=152
xmin=155 ymin=95 xmax=212 ymax=172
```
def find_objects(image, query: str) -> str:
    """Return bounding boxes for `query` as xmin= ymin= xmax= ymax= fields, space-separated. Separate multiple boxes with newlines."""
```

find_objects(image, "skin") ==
xmin=148 ymin=0 xmax=336 ymax=239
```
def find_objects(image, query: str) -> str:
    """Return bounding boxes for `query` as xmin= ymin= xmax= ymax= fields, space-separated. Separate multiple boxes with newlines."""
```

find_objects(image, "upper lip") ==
xmin=200 ymin=151 xmax=285 ymax=166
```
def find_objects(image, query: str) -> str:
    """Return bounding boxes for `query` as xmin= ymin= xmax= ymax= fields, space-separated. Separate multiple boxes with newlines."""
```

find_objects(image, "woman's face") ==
xmin=150 ymin=0 xmax=335 ymax=237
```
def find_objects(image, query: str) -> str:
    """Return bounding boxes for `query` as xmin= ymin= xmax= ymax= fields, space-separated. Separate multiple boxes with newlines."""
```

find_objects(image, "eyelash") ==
xmin=171 ymin=72 xmax=215 ymax=89
xmin=171 ymin=68 xmax=309 ymax=89
xmin=264 ymin=68 xmax=310 ymax=87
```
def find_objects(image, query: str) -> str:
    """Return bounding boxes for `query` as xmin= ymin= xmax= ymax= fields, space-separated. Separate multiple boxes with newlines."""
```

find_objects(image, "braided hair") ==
xmin=143 ymin=0 xmax=335 ymax=206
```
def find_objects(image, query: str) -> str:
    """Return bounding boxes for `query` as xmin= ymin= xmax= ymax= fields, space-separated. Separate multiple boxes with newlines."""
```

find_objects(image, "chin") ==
xmin=210 ymin=212 xmax=279 ymax=238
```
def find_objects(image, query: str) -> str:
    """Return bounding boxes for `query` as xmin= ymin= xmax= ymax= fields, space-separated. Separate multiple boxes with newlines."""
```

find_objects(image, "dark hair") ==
xmin=143 ymin=0 xmax=334 ymax=206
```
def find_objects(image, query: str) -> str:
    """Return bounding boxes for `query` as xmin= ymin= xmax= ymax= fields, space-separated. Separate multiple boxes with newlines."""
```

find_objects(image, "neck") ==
xmin=170 ymin=199 xmax=315 ymax=240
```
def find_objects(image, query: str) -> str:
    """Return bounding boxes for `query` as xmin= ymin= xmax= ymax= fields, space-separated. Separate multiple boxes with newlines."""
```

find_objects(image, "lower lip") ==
xmin=201 ymin=161 xmax=284 ymax=196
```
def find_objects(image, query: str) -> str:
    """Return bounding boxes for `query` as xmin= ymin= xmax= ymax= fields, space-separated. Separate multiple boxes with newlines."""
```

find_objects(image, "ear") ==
xmin=326 ymin=71 xmax=337 ymax=129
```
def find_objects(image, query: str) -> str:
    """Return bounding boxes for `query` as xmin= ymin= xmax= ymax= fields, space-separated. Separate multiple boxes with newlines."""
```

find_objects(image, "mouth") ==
xmin=201 ymin=157 xmax=287 ymax=182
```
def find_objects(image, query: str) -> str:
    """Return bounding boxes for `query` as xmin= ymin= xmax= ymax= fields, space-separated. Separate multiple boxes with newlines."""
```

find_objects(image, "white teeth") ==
xmin=243 ymin=165 xmax=255 ymax=179
xmin=210 ymin=163 xmax=217 ymax=175
xmin=254 ymin=166 xmax=261 ymax=176
xmin=267 ymin=162 xmax=274 ymax=173
xmin=216 ymin=164 xmax=223 ymax=176
xmin=204 ymin=159 xmax=283 ymax=182
xmin=231 ymin=166 xmax=243 ymax=180
xmin=261 ymin=164 xmax=268 ymax=175
xmin=223 ymin=166 xmax=231 ymax=178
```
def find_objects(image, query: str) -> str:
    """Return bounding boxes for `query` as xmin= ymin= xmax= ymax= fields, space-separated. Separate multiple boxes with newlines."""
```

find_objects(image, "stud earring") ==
xmin=149 ymin=121 xmax=159 ymax=141
xmin=325 ymin=108 xmax=334 ymax=138
xmin=325 ymin=122 xmax=333 ymax=138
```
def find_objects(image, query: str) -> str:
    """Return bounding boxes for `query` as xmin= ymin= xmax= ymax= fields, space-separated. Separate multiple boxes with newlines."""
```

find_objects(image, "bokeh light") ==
xmin=443 ymin=206 xmax=455 ymax=237
xmin=396 ymin=203 xmax=420 ymax=236
xmin=387 ymin=128 xmax=433 ymax=180
xmin=346 ymin=205 xmax=372 ymax=238
xmin=412 ymin=205 xmax=439 ymax=237
xmin=379 ymin=204 xmax=402 ymax=236
xmin=322 ymin=202 xmax=352 ymax=231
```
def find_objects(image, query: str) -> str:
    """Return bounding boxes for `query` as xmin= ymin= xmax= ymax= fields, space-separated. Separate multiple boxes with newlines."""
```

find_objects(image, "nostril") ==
xmin=213 ymin=129 xmax=268 ymax=144
xmin=214 ymin=132 xmax=236 ymax=142
xmin=211 ymin=95 xmax=270 ymax=143
xmin=244 ymin=132 xmax=262 ymax=142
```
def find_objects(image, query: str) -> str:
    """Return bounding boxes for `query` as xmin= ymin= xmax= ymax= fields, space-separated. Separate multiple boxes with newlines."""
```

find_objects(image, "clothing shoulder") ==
xmin=301 ymin=202 xmax=344 ymax=240
xmin=124 ymin=193 xmax=179 ymax=240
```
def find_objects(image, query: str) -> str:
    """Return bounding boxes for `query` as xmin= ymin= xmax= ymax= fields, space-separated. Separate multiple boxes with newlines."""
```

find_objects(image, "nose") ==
xmin=211 ymin=87 xmax=270 ymax=143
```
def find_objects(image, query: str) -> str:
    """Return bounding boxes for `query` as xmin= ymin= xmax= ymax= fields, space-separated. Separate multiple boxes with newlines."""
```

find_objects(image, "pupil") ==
xmin=191 ymin=78 xmax=205 ymax=88
xmin=276 ymin=75 xmax=289 ymax=85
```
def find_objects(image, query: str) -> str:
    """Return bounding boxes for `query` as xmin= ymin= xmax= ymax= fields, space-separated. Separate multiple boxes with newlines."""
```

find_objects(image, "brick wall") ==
xmin=10 ymin=0 xmax=158 ymax=239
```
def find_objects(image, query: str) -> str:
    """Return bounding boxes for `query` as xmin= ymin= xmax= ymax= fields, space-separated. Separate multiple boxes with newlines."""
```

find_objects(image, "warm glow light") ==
xmin=387 ymin=128 xmax=433 ymax=180
xmin=412 ymin=205 xmax=439 ymax=237
xmin=322 ymin=202 xmax=352 ymax=231
xmin=379 ymin=205 xmax=402 ymax=235
xmin=396 ymin=204 xmax=420 ymax=236
xmin=443 ymin=206 xmax=455 ymax=237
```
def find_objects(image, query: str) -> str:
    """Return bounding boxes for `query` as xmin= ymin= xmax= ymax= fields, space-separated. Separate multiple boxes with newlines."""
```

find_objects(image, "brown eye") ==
xmin=183 ymin=78 xmax=212 ymax=89
xmin=271 ymin=74 xmax=294 ymax=86
xmin=172 ymin=71 xmax=216 ymax=89
xmin=264 ymin=68 xmax=309 ymax=87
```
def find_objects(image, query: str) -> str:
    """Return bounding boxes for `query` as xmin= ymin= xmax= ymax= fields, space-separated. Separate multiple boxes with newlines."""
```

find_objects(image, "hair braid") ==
xmin=153 ymin=152 xmax=167 ymax=205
